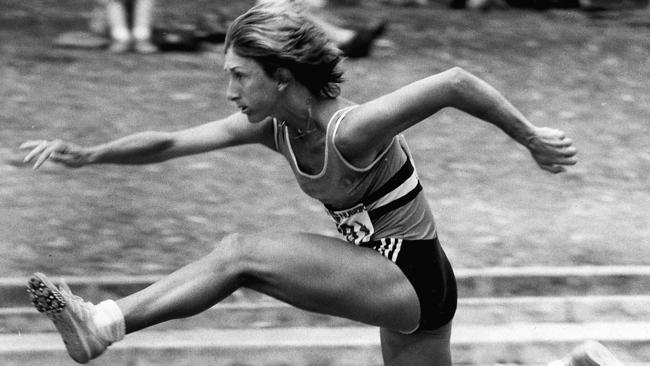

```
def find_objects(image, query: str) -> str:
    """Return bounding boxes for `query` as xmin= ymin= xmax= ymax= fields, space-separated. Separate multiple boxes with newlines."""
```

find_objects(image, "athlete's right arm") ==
xmin=21 ymin=112 xmax=274 ymax=169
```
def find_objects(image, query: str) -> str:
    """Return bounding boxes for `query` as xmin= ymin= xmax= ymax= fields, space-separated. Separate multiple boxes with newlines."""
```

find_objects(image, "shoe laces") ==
xmin=56 ymin=280 xmax=96 ymax=321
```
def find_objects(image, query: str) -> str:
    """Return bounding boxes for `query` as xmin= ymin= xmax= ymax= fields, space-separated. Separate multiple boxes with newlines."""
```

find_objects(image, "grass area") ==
xmin=1 ymin=0 xmax=648 ymax=277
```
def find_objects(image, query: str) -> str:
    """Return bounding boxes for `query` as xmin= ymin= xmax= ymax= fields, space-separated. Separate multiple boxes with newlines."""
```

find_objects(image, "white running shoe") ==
xmin=27 ymin=273 xmax=109 ymax=364
xmin=549 ymin=341 xmax=625 ymax=366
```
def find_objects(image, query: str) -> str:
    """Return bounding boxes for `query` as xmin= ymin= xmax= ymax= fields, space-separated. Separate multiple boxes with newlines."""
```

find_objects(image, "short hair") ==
xmin=225 ymin=2 xmax=344 ymax=99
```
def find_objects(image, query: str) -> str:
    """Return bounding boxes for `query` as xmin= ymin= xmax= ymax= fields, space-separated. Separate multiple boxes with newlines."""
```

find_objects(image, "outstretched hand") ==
xmin=20 ymin=140 xmax=88 ymax=169
xmin=526 ymin=127 xmax=577 ymax=174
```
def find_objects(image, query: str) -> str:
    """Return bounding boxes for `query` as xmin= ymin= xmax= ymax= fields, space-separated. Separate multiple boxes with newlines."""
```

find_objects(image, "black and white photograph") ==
xmin=1 ymin=0 xmax=649 ymax=365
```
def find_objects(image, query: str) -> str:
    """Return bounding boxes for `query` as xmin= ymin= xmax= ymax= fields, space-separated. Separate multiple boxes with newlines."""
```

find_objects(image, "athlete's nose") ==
xmin=226 ymin=79 xmax=239 ymax=101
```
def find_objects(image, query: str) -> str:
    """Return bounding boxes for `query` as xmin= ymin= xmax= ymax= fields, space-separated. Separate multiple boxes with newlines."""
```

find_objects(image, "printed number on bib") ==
xmin=328 ymin=203 xmax=375 ymax=245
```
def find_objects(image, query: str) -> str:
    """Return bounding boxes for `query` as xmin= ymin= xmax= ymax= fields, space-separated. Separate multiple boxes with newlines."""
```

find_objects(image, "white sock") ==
xmin=110 ymin=27 xmax=131 ymax=42
xmin=132 ymin=26 xmax=151 ymax=41
xmin=92 ymin=300 xmax=126 ymax=344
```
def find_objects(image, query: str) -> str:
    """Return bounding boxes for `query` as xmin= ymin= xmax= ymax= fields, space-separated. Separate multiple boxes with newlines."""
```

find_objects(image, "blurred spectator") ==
xmin=504 ymin=0 xmax=580 ymax=9
xmin=450 ymin=0 xmax=581 ymax=9
xmin=90 ymin=1 xmax=230 ymax=53
xmin=102 ymin=0 xmax=158 ymax=53
xmin=450 ymin=0 xmax=507 ymax=9
xmin=379 ymin=0 xmax=429 ymax=5
xmin=578 ymin=0 xmax=648 ymax=10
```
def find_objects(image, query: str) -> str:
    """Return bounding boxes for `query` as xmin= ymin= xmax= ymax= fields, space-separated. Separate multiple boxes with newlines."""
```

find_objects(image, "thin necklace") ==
xmin=280 ymin=97 xmax=318 ymax=140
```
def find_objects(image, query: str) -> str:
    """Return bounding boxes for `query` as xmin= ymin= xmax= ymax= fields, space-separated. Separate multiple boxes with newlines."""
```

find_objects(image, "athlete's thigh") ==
xmin=380 ymin=322 xmax=452 ymax=366
xmin=241 ymin=232 xmax=420 ymax=332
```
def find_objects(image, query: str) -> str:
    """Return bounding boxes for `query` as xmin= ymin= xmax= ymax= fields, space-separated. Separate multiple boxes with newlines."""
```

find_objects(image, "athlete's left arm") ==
xmin=336 ymin=67 xmax=577 ymax=173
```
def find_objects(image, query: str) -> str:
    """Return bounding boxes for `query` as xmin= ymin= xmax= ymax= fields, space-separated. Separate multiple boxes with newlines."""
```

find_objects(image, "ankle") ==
xmin=92 ymin=300 xmax=125 ymax=344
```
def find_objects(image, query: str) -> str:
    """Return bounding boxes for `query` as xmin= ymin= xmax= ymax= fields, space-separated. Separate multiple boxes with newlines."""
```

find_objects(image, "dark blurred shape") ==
xmin=150 ymin=12 xmax=229 ymax=52
xmin=505 ymin=0 xmax=580 ymax=9
xmin=338 ymin=20 xmax=387 ymax=58
xmin=579 ymin=0 xmax=649 ymax=11
xmin=151 ymin=26 xmax=202 ymax=52
xmin=195 ymin=12 xmax=230 ymax=44
xmin=450 ymin=0 xmax=468 ymax=8
xmin=449 ymin=0 xmax=648 ymax=9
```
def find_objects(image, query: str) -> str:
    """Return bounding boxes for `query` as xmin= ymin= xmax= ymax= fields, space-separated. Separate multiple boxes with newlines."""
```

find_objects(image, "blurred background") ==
xmin=0 ymin=0 xmax=649 ymax=364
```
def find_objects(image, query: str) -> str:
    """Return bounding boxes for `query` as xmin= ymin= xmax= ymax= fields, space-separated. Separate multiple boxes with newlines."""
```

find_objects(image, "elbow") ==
xmin=447 ymin=67 xmax=472 ymax=93
xmin=444 ymin=66 xmax=477 ymax=107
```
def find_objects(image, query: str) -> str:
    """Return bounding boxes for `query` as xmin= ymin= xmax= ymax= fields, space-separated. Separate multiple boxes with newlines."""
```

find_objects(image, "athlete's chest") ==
xmin=288 ymin=135 xmax=326 ymax=176
xmin=282 ymin=140 xmax=368 ymax=207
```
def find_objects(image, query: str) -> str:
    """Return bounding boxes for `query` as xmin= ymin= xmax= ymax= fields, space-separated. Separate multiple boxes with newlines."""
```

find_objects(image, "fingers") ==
xmin=558 ymin=155 xmax=578 ymax=165
xmin=539 ymin=151 xmax=578 ymax=174
xmin=49 ymin=152 xmax=80 ymax=168
xmin=33 ymin=144 xmax=58 ymax=169
xmin=541 ymin=141 xmax=577 ymax=159
xmin=548 ymin=146 xmax=578 ymax=161
xmin=528 ymin=127 xmax=578 ymax=174
xmin=537 ymin=152 xmax=577 ymax=171
xmin=544 ymin=137 xmax=573 ymax=148
xmin=22 ymin=140 xmax=49 ymax=165
xmin=531 ymin=141 xmax=577 ymax=174
xmin=530 ymin=131 xmax=573 ymax=148
xmin=19 ymin=140 xmax=46 ymax=150
xmin=48 ymin=152 xmax=65 ymax=163
xmin=21 ymin=140 xmax=65 ymax=169
xmin=540 ymin=164 xmax=566 ymax=174
xmin=560 ymin=145 xmax=578 ymax=157
xmin=20 ymin=139 xmax=85 ymax=169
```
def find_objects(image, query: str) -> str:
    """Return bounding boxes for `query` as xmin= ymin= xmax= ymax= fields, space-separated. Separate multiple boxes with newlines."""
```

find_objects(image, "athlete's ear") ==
xmin=275 ymin=68 xmax=293 ymax=92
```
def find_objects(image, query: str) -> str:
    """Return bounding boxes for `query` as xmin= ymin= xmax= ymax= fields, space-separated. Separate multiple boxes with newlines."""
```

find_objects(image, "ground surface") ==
xmin=0 ymin=0 xmax=648 ymax=276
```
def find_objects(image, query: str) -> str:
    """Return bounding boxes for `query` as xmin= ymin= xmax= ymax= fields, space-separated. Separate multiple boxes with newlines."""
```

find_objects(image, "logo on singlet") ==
xmin=327 ymin=203 xmax=375 ymax=245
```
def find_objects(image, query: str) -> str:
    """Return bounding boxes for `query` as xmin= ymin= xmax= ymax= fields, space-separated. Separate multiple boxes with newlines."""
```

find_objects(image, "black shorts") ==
xmin=361 ymin=236 xmax=457 ymax=332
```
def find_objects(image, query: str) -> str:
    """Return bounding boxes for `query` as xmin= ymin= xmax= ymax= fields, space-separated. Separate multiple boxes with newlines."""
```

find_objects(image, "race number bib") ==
xmin=327 ymin=203 xmax=375 ymax=245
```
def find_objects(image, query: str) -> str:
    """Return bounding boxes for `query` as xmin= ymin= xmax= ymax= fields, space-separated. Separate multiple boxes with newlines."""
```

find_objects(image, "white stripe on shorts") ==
xmin=390 ymin=239 xmax=403 ymax=262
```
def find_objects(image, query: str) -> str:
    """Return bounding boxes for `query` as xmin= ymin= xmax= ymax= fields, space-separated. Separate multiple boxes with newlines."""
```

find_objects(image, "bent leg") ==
xmin=117 ymin=232 xmax=421 ymax=333
xmin=380 ymin=322 xmax=452 ymax=366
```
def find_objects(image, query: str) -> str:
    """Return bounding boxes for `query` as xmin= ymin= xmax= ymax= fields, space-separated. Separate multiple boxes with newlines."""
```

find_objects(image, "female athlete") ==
xmin=21 ymin=2 xmax=608 ymax=366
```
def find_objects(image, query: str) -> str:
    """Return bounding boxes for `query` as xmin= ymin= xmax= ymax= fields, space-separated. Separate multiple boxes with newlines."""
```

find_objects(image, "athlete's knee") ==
xmin=209 ymin=233 xmax=246 ymax=260
xmin=208 ymin=233 xmax=263 ymax=273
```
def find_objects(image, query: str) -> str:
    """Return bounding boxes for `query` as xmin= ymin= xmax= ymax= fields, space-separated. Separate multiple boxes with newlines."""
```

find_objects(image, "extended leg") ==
xmin=118 ymin=232 xmax=421 ymax=333
xmin=28 ymin=232 xmax=422 ymax=363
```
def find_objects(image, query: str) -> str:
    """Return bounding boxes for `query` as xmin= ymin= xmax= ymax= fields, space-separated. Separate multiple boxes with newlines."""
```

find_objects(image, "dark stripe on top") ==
xmin=361 ymin=156 xmax=414 ymax=206
xmin=324 ymin=156 xmax=415 ymax=212
xmin=368 ymin=182 xmax=423 ymax=222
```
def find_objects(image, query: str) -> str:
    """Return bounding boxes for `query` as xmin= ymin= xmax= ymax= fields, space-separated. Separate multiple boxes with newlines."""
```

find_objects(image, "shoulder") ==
xmin=330 ymin=102 xmax=393 ymax=167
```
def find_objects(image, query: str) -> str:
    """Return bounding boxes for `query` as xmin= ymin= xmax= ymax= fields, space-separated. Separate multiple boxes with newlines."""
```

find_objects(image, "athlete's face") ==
xmin=224 ymin=48 xmax=279 ymax=123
